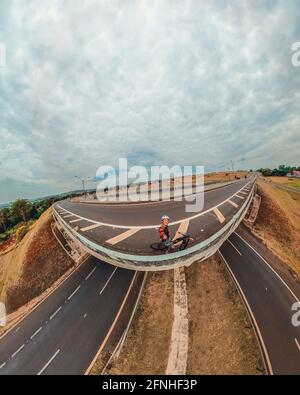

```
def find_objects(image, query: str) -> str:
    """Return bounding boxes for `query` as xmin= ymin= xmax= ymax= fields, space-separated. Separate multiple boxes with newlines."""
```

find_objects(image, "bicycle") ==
xmin=150 ymin=232 xmax=194 ymax=253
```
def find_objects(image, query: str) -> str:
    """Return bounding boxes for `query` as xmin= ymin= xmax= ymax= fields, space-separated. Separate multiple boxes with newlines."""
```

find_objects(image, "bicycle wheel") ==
xmin=179 ymin=238 xmax=190 ymax=250
xmin=150 ymin=242 xmax=166 ymax=251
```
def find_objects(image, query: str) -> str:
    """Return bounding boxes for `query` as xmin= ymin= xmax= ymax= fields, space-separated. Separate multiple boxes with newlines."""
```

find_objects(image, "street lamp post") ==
xmin=74 ymin=176 xmax=86 ymax=198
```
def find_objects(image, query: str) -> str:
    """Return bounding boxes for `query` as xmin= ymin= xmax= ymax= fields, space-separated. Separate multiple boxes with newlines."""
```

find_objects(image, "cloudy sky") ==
xmin=0 ymin=0 xmax=300 ymax=203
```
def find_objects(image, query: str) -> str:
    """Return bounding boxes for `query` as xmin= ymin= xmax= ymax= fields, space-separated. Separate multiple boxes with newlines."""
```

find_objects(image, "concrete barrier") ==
xmin=53 ymin=181 xmax=255 ymax=271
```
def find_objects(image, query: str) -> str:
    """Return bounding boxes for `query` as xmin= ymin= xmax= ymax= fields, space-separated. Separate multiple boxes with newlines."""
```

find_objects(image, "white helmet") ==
xmin=161 ymin=214 xmax=170 ymax=221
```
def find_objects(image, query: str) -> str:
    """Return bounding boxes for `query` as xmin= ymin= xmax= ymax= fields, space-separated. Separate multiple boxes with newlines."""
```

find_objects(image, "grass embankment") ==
xmin=186 ymin=254 xmax=261 ymax=374
xmin=92 ymin=270 xmax=174 ymax=375
xmin=0 ymin=208 xmax=75 ymax=313
xmin=252 ymin=179 xmax=300 ymax=279
xmin=204 ymin=171 xmax=249 ymax=184
xmin=268 ymin=176 xmax=300 ymax=190
xmin=93 ymin=253 xmax=261 ymax=375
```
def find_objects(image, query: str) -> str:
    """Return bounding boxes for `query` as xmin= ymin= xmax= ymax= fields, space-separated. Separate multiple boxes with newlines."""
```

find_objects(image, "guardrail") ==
xmin=53 ymin=181 xmax=256 ymax=271
xmin=74 ymin=179 xmax=241 ymax=204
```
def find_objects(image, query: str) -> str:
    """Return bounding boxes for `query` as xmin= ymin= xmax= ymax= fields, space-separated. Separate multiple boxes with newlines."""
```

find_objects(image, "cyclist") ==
xmin=159 ymin=215 xmax=172 ymax=247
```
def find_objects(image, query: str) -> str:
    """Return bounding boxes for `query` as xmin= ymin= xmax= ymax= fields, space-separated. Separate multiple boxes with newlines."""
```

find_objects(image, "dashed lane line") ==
xmin=30 ymin=326 xmax=42 ymax=340
xmin=11 ymin=344 xmax=25 ymax=358
xmin=49 ymin=306 xmax=62 ymax=320
xmin=228 ymin=199 xmax=238 ymax=208
xmin=213 ymin=207 xmax=225 ymax=224
xmin=56 ymin=178 xmax=256 ymax=230
xmin=37 ymin=349 xmax=60 ymax=375
xmin=99 ymin=267 xmax=118 ymax=295
xmin=234 ymin=232 xmax=300 ymax=304
xmin=106 ymin=228 xmax=141 ymax=245
xmin=85 ymin=266 xmax=97 ymax=281
xmin=67 ymin=285 xmax=81 ymax=301
xmin=81 ymin=223 xmax=102 ymax=232
xmin=218 ymin=251 xmax=274 ymax=375
xmin=173 ymin=220 xmax=190 ymax=240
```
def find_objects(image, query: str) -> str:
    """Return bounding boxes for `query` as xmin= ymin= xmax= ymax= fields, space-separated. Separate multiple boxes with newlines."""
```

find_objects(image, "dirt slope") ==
xmin=0 ymin=208 xmax=74 ymax=313
xmin=253 ymin=179 xmax=300 ymax=278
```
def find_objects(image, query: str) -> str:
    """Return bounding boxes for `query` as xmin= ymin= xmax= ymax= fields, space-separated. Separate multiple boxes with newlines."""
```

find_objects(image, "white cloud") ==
xmin=0 ymin=0 xmax=300 ymax=202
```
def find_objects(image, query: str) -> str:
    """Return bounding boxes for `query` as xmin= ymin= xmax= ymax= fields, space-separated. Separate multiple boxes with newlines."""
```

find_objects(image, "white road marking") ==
xmin=83 ymin=313 xmax=87 ymax=318
xmin=99 ymin=267 xmax=118 ymax=295
xmin=228 ymin=199 xmax=238 ymax=208
xmin=295 ymin=338 xmax=300 ymax=352
xmin=218 ymin=251 xmax=274 ymax=375
xmin=235 ymin=194 xmax=245 ymax=199
xmin=69 ymin=218 xmax=83 ymax=223
xmin=85 ymin=272 xmax=138 ymax=374
xmin=173 ymin=220 xmax=190 ymax=240
xmin=56 ymin=177 xmax=255 ymax=230
xmin=234 ymin=232 xmax=300 ymax=303
xmin=213 ymin=207 xmax=225 ymax=224
xmin=0 ymin=362 xmax=6 ymax=369
xmin=50 ymin=306 xmax=62 ymax=320
xmin=15 ymin=327 xmax=20 ymax=333
xmin=37 ymin=349 xmax=60 ymax=375
xmin=62 ymin=214 xmax=75 ymax=218
xmin=85 ymin=266 xmax=97 ymax=280
xmin=227 ymin=239 xmax=242 ymax=256
xmin=0 ymin=255 xmax=91 ymax=342
xmin=30 ymin=326 xmax=42 ymax=340
xmin=106 ymin=228 xmax=140 ymax=245
xmin=11 ymin=344 xmax=25 ymax=358
xmin=67 ymin=285 xmax=81 ymax=300
xmin=240 ymin=191 xmax=248 ymax=195
xmin=81 ymin=223 xmax=102 ymax=232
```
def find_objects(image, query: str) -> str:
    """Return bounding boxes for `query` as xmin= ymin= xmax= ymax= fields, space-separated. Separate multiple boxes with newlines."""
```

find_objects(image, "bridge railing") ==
xmin=53 ymin=180 xmax=256 ymax=271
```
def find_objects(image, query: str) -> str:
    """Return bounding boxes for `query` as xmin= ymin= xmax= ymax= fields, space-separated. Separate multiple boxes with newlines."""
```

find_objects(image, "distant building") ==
xmin=287 ymin=170 xmax=300 ymax=178
xmin=293 ymin=170 xmax=300 ymax=178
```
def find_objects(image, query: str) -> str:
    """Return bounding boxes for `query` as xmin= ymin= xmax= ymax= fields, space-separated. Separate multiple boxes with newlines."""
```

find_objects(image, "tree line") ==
xmin=0 ymin=192 xmax=80 ymax=241
xmin=257 ymin=164 xmax=300 ymax=177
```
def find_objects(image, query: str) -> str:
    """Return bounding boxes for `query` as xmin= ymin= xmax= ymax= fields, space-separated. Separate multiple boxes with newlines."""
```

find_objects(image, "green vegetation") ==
xmin=0 ymin=198 xmax=51 ymax=242
xmin=0 ymin=197 xmax=60 ymax=243
xmin=0 ymin=191 xmax=85 ymax=244
xmin=257 ymin=164 xmax=300 ymax=177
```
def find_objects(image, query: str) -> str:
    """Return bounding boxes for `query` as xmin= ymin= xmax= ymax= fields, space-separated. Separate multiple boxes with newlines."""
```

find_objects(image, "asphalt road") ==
xmin=58 ymin=178 xmax=252 ymax=226
xmin=1 ymin=175 xmax=299 ymax=375
xmin=220 ymin=233 xmax=300 ymax=375
xmin=54 ymin=177 xmax=256 ymax=256
xmin=0 ymin=257 xmax=144 ymax=375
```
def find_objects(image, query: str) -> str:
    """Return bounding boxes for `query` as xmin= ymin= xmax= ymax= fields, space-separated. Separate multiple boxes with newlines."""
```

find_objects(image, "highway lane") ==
xmin=58 ymin=178 xmax=251 ymax=227
xmin=220 ymin=233 xmax=300 ymax=375
xmin=0 ymin=256 xmax=143 ymax=375
xmin=54 ymin=177 xmax=256 ymax=260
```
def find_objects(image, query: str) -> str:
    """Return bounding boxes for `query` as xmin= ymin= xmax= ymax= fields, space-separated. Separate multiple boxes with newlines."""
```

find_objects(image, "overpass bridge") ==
xmin=53 ymin=176 xmax=256 ymax=271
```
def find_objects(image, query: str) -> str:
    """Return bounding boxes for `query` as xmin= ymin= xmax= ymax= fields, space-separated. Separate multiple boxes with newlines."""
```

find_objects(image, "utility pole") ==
xmin=75 ymin=176 xmax=86 ymax=198
xmin=230 ymin=160 xmax=234 ymax=174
